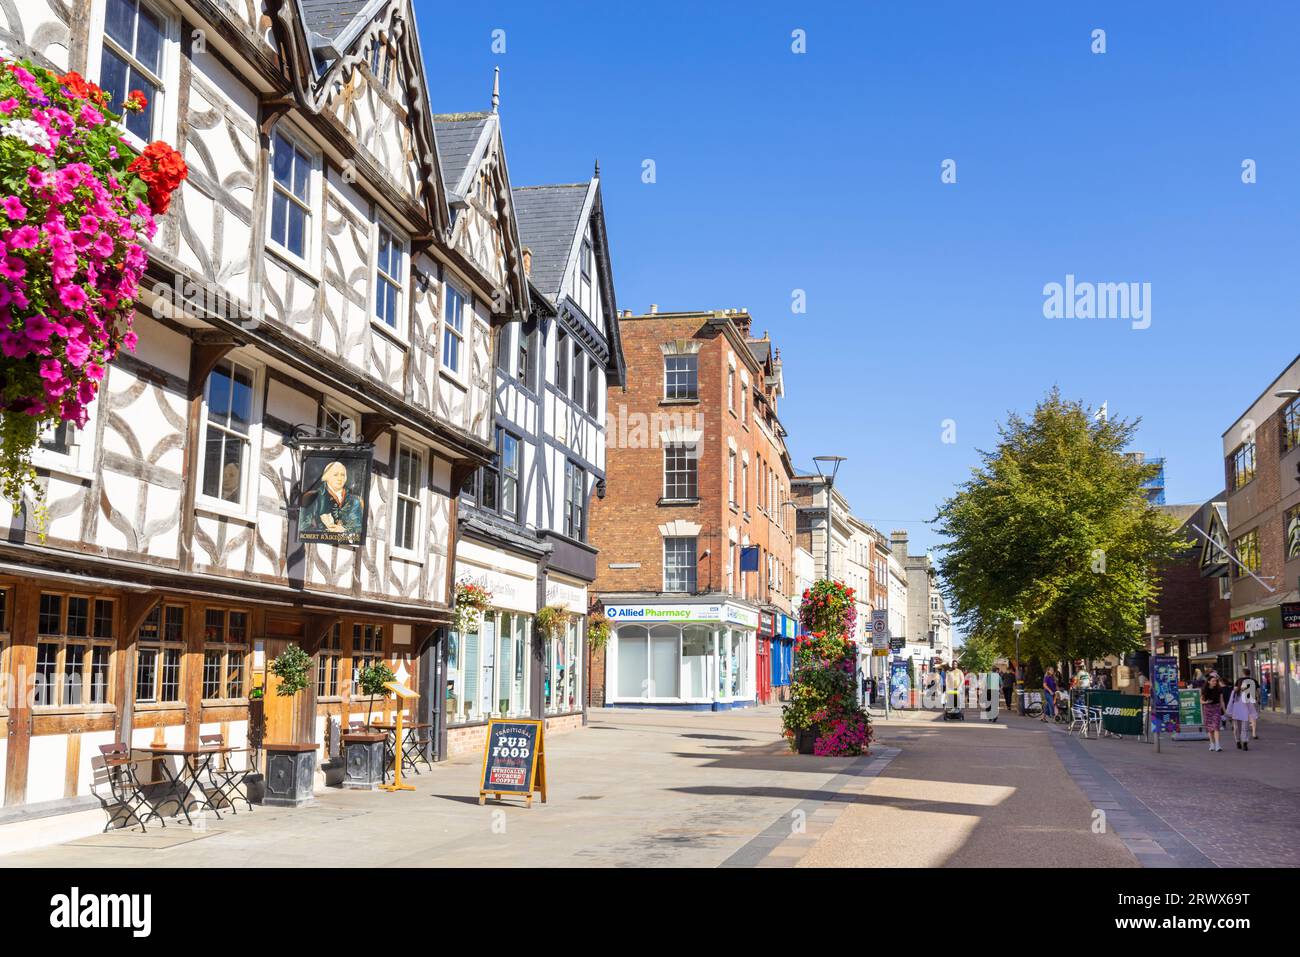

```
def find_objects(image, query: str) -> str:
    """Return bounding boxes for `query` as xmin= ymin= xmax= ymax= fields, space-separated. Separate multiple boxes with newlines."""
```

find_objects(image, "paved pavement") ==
xmin=796 ymin=709 xmax=1137 ymax=867
xmin=1043 ymin=712 xmax=1300 ymax=867
xmin=0 ymin=705 xmax=1197 ymax=868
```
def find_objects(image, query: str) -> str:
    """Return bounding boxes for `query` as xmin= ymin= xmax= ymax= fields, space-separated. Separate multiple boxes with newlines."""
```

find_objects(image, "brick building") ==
xmin=1221 ymin=355 xmax=1300 ymax=719
xmin=588 ymin=308 xmax=796 ymax=709
xmin=1149 ymin=500 xmax=1232 ymax=682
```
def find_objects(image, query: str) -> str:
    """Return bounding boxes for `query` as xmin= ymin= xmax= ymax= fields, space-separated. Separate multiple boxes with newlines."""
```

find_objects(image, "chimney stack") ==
xmin=890 ymin=529 xmax=909 ymax=561
xmin=649 ymin=304 xmax=658 ymax=315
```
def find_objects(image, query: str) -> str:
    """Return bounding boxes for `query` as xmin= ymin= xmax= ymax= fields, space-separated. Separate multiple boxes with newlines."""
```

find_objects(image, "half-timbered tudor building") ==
xmin=438 ymin=115 xmax=625 ymax=753
xmin=0 ymin=0 xmax=528 ymax=841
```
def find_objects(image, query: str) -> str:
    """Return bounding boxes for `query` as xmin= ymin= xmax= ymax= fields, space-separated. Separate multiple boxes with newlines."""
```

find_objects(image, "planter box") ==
xmin=262 ymin=743 xmax=317 ymax=808
xmin=340 ymin=732 xmax=387 ymax=790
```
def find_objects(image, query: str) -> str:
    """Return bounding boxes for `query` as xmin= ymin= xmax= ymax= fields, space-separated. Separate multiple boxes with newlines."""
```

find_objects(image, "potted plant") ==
xmin=243 ymin=685 xmax=266 ymax=803
xmin=0 ymin=57 xmax=186 ymax=532
xmin=338 ymin=661 xmax=397 ymax=789
xmin=261 ymin=644 xmax=317 ymax=807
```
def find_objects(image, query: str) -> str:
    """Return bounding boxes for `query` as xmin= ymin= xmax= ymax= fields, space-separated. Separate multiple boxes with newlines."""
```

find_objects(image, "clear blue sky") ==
xmin=414 ymin=0 xmax=1300 ymax=561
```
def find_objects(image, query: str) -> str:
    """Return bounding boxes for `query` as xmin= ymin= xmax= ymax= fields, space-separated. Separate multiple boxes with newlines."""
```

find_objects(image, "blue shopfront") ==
xmin=772 ymin=613 xmax=795 ymax=701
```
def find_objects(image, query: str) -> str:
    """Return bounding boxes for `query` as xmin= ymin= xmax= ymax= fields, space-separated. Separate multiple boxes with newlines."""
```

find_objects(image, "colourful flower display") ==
xmin=782 ymin=579 xmax=873 ymax=756
xmin=0 ymin=57 xmax=186 ymax=521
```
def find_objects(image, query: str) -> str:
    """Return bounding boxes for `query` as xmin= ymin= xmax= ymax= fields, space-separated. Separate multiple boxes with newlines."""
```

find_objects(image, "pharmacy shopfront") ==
xmin=603 ymin=600 xmax=760 ymax=709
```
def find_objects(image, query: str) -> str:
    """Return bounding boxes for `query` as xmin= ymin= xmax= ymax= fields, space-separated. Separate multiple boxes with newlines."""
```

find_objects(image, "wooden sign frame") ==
xmin=478 ymin=718 xmax=547 ymax=808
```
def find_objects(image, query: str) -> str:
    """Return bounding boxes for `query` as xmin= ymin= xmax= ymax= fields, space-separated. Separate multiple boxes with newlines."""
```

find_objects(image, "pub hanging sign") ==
xmin=294 ymin=443 xmax=373 ymax=547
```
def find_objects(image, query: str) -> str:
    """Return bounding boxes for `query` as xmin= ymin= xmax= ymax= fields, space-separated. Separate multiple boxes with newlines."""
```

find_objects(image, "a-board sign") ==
xmin=479 ymin=718 xmax=547 ymax=807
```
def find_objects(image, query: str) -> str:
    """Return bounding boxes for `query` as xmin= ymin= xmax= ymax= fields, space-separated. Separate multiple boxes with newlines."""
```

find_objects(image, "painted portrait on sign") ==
xmin=297 ymin=450 xmax=371 ymax=546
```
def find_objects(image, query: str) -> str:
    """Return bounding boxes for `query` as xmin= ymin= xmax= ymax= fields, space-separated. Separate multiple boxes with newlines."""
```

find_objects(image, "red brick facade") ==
xmin=588 ymin=309 xmax=795 ymax=704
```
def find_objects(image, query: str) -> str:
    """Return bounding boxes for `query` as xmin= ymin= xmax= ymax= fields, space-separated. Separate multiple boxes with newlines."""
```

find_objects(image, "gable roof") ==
xmin=431 ymin=112 xmax=495 ymax=200
xmin=512 ymin=176 xmax=625 ymax=384
xmin=267 ymin=0 xmax=450 ymax=234
xmin=300 ymin=0 xmax=383 ymax=52
xmin=511 ymin=183 xmax=589 ymax=301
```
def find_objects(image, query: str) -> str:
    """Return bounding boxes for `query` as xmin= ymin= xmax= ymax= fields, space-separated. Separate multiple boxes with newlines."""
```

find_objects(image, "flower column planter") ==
xmin=261 ymin=742 xmax=317 ymax=808
xmin=340 ymin=732 xmax=387 ymax=790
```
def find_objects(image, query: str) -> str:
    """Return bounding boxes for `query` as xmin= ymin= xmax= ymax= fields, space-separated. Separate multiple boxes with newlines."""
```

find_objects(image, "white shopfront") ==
xmin=603 ymin=601 xmax=760 ymax=709
xmin=449 ymin=541 xmax=539 ymax=725
xmin=542 ymin=574 xmax=587 ymax=715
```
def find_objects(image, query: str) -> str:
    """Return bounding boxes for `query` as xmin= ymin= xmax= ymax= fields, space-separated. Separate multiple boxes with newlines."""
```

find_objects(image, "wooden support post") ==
xmin=3 ymin=584 xmax=39 ymax=807
xmin=116 ymin=592 xmax=160 ymax=747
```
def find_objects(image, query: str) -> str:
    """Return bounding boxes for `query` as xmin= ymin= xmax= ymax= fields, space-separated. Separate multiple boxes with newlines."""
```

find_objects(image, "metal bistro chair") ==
xmin=200 ymin=734 xmax=255 ymax=814
xmin=1068 ymin=702 xmax=1090 ymax=737
xmin=1087 ymin=704 xmax=1105 ymax=738
xmin=92 ymin=743 xmax=166 ymax=833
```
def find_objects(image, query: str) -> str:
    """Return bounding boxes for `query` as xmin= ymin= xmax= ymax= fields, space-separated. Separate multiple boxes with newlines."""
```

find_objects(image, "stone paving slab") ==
xmin=1042 ymin=717 xmax=1300 ymax=868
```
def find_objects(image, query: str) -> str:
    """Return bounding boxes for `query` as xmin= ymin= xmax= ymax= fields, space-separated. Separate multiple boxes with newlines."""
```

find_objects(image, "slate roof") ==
xmin=747 ymin=339 xmax=771 ymax=366
xmin=511 ymin=183 xmax=589 ymax=301
xmin=432 ymin=113 xmax=492 ymax=199
xmin=300 ymin=0 xmax=372 ymax=43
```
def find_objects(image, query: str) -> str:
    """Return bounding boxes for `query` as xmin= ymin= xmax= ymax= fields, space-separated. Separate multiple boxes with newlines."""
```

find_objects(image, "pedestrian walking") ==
xmin=1201 ymin=673 xmax=1228 ymax=752
xmin=1003 ymin=665 xmax=1016 ymax=710
xmin=1226 ymin=675 xmax=1259 ymax=751
xmin=1191 ymin=668 xmax=1205 ymax=689
xmin=1041 ymin=667 xmax=1058 ymax=722
xmin=1241 ymin=669 xmax=1260 ymax=740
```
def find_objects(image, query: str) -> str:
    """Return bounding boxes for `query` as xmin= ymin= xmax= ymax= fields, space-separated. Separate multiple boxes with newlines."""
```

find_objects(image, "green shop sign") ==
xmin=1086 ymin=691 xmax=1144 ymax=737
xmin=1178 ymin=688 xmax=1203 ymax=728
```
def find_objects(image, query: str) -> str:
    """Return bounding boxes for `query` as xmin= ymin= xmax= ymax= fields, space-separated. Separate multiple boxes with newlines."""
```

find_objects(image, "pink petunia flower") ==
xmin=2 ymin=196 xmax=27 ymax=220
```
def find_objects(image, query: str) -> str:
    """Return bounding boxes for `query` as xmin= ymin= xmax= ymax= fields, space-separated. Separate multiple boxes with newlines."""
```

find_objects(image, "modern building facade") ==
xmin=588 ymin=308 xmax=795 ymax=710
xmin=0 ymin=0 xmax=518 ymax=837
xmin=1221 ymin=355 xmax=1300 ymax=719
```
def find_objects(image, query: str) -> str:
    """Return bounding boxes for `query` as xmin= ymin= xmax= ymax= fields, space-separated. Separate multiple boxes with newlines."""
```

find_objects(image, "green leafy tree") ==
xmin=934 ymin=388 xmax=1180 ymax=671
xmin=956 ymin=633 xmax=999 ymax=673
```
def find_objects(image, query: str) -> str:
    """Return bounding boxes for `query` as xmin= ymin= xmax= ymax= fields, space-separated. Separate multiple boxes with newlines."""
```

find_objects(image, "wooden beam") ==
xmin=116 ymin=592 xmax=161 ymax=746
xmin=3 ymin=583 xmax=38 ymax=806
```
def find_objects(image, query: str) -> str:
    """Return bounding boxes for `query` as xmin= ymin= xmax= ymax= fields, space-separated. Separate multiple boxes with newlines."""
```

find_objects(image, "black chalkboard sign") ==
xmin=478 ymin=718 xmax=546 ymax=806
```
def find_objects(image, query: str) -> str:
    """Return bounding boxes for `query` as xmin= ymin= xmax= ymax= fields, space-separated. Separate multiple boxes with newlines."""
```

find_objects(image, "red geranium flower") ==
xmin=128 ymin=140 xmax=188 ymax=214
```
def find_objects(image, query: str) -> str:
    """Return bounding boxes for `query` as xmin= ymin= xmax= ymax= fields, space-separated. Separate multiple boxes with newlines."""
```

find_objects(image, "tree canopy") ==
xmin=934 ymin=388 xmax=1180 ymax=669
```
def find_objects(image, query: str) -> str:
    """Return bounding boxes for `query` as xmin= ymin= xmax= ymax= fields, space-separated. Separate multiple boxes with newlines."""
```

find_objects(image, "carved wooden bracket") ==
xmin=187 ymin=332 xmax=241 ymax=401
xmin=360 ymin=413 xmax=396 ymax=445
xmin=303 ymin=612 xmax=340 ymax=654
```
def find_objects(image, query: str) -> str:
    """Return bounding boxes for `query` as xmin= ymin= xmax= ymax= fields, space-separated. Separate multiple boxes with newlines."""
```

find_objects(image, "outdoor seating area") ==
xmin=91 ymin=736 xmax=256 ymax=833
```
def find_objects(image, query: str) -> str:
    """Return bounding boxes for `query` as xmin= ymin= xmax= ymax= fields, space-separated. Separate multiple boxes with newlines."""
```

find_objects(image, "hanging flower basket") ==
xmin=587 ymin=610 xmax=610 ymax=651
xmin=453 ymin=579 xmax=492 ymax=634
xmin=534 ymin=604 xmax=569 ymax=642
xmin=0 ymin=57 xmax=187 ymax=526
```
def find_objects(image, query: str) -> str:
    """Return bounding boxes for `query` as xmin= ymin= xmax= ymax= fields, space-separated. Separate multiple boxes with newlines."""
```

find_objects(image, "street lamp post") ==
xmin=1012 ymin=618 xmax=1024 ymax=694
xmin=812 ymin=455 xmax=846 ymax=582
